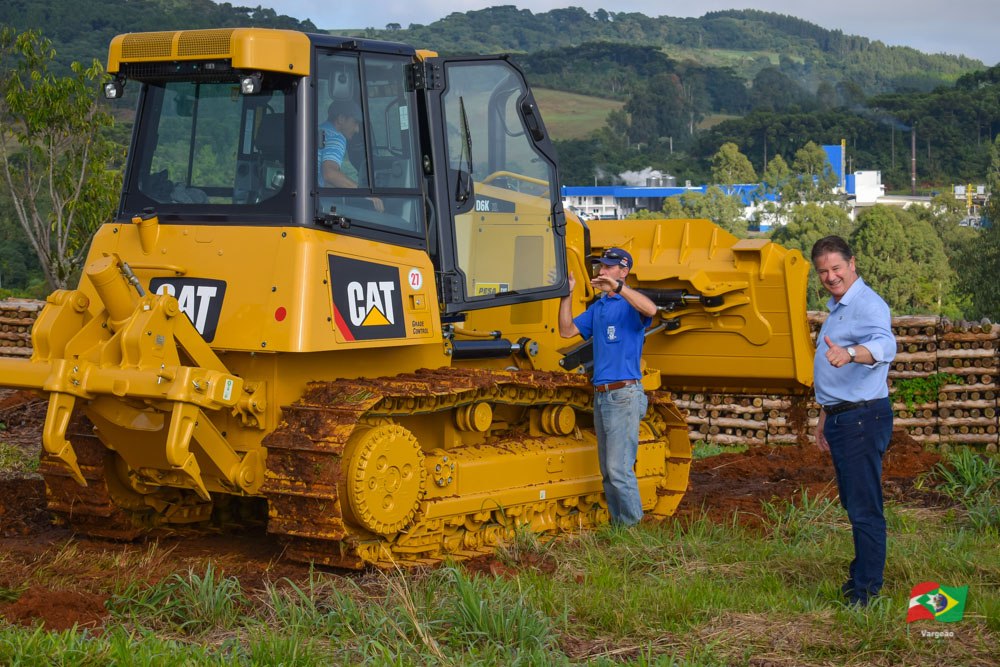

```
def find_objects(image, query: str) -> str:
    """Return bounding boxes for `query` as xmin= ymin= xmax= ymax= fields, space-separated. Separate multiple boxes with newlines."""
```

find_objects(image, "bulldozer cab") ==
xmin=111 ymin=30 xmax=568 ymax=322
xmin=427 ymin=56 xmax=567 ymax=314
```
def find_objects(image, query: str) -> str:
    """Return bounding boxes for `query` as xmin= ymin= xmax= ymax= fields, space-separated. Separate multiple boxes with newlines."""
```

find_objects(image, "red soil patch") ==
xmin=676 ymin=429 xmax=942 ymax=527
xmin=0 ymin=586 xmax=110 ymax=632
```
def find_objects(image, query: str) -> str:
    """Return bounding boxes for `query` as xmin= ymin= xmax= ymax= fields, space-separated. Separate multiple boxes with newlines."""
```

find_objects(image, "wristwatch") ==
xmin=614 ymin=279 xmax=624 ymax=294
xmin=847 ymin=346 xmax=856 ymax=362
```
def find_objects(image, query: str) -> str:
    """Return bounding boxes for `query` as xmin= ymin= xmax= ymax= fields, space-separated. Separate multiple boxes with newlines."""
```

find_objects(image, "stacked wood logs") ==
xmin=0 ymin=299 xmax=42 ymax=358
xmin=935 ymin=318 xmax=997 ymax=448
xmin=673 ymin=393 xmax=769 ymax=447
xmin=889 ymin=315 xmax=943 ymax=445
xmin=679 ymin=312 xmax=997 ymax=452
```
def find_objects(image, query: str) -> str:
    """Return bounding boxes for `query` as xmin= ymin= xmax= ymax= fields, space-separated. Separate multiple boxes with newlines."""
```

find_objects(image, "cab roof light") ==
xmin=239 ymin=72 xmax=263 ymax=95
xmin=103 ymin=76 xmax=125 ymax=100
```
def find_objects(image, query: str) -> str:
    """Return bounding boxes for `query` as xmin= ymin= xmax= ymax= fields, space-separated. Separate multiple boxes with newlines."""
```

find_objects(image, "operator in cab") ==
xmin=317 ymin=100 xmax=384 ymax=212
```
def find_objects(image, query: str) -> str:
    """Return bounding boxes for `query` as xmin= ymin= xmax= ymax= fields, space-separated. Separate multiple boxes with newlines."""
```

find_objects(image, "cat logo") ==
xmin=328 ymin=255 xmax=405 ymax=341
xmin=149 ymin=278 xmax=227 ymax=343
xmin=346 ymin=281 xmax=396 ymax=327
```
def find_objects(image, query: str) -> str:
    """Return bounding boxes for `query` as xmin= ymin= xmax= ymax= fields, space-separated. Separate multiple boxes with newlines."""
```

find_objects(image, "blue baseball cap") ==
xmin=594 ymin=247 xmax=633 ymax=269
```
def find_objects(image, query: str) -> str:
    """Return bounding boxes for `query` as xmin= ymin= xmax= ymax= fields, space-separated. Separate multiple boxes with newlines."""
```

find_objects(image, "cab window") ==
xmin=442 ymin=61 xmax=562 ymax=300
xmin=315 ymin=52 xmax=422 ymax=236
xmin=125 ymin=78 xmax=293 ymax=216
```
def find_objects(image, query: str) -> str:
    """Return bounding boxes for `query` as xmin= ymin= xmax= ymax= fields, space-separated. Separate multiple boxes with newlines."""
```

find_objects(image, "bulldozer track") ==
xmin=261 ymin=367 xmax=691 ymax=569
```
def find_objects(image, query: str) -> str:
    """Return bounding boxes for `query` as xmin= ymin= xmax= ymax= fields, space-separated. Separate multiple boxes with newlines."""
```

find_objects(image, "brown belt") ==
xmin=594 ymin=379 xmax=639 ymax=393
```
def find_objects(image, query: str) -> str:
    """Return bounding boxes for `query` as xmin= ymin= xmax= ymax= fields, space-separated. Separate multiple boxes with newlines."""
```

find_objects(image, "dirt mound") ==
xmin=0 ymin=586 xmax=110 ymax=632
xmin=676 ymin=429 xmax=942 ymax=527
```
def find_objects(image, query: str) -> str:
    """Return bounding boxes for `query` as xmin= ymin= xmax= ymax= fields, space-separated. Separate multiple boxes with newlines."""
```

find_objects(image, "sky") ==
xmin=258 ymin=1 xmax=1000 ymax=66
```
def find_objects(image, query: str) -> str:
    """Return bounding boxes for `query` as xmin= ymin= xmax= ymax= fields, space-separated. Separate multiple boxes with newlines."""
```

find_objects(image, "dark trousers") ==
xmin=823 ymin=397 xmax=893 ymax=601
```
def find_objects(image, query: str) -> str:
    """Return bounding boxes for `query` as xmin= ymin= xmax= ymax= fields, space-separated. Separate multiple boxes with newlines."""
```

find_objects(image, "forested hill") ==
xmin=0 ymin=2 xmax=984 ymax=97
xmin=0 ymin=0 xmax=316 ymax=70
xmin=344 ymin=6 xmax=981 ymax=95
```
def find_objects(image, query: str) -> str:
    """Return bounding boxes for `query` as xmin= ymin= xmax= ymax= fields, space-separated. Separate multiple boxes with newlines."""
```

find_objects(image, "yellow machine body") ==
xmin=0 ymin=28 xmax=814 ymax=568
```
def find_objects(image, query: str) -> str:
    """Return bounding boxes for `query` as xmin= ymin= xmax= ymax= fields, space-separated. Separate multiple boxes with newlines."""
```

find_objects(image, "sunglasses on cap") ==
xmin=592 ymin=249 xmax=631 ymax=268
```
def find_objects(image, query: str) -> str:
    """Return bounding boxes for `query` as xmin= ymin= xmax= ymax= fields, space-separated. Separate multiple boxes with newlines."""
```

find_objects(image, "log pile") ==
xmin=676 ymin=312 xmax=997 ymax=452
xmin=673 ymin=393 xmax=769 ymax=447
xmin=0 ymin=300 xmax=43 ymax=358
xmin=889 ymin=315 xmax=944 ymax=445
xmin=933 ymin=318 xmax=997 ymax=448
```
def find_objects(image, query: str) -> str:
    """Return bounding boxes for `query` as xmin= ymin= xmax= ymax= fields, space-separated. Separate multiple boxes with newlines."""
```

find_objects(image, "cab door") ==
xmin=425 ymin=56 xmax=568 ymax=314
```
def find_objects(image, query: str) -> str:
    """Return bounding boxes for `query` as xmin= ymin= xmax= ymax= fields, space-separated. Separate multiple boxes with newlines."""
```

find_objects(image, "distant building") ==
xmin=561 ymin=184 xmax=773 ymax=221
xmin=846 ymin=171 xmax=885 ymax=206
xmin=562 ymin=185 xmax=706 ymax=220
xmin=561 ymin=144 xmax=939 ymax=228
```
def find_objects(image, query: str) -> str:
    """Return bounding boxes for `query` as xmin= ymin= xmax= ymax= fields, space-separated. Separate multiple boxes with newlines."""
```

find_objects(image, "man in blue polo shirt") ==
xmin=811 ymin=235 xmax=896 ymax=607
xmin=559 ymin=247 xmax=658 ymax=526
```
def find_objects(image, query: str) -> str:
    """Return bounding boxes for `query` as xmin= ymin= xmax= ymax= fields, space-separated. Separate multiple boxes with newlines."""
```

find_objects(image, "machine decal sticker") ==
xmin=474 ymin=282 xmax=509 ymax=296
xmin=149 ymin=278 xmax=227 ymax=342
xmin=407 ymin=268 xmax=423 ymax=290
xmin=328 ymin=255 xmax=405 ymax=341
xmin=474 ymin=195 xmax=515 ymax=213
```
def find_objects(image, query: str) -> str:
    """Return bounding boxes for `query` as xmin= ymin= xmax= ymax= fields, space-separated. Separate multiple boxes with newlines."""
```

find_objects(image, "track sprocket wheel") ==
xmin=343 ymin=422 xmax=426 ymax=535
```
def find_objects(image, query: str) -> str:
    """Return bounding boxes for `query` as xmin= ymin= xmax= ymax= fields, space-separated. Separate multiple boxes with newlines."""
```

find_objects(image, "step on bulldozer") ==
xmin=0 ymin=28 xmax=815 ymax=568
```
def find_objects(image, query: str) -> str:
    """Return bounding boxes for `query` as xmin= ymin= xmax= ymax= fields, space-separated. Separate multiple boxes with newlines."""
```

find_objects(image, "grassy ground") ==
xmin=1 ymin=451 xmax=996 ymax=665
xmin=532 ymin=88 xmax=624 ymax=141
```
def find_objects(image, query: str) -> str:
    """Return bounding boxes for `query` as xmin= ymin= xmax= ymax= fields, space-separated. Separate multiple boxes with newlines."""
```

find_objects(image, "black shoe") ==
xmin=846 ymin=588 xmax=881 ymax=608
xmin=846 ymin=594 xmax=870 ymax=608
xmin=841 ymin=581 xmax=855 ymax=598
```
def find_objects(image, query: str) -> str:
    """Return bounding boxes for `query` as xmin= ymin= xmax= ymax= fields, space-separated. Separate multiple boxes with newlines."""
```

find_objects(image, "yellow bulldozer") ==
xmin=0 ymin=28 xmax=814 ymax=568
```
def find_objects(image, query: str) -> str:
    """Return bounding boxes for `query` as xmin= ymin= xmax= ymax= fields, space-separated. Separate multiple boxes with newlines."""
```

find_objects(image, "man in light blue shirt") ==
xmin=812 ymin=235 xmax=896 ymax=608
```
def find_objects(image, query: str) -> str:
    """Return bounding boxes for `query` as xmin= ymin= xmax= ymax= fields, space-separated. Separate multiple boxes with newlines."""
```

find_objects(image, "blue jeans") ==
xmin=594 ymin=383 xmax=648 ymax=525
xmin=823 ymin=397 xmax=893 ymax=601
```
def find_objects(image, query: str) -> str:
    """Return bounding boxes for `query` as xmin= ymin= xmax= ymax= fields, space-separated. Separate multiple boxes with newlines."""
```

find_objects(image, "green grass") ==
xmin=2 ymin=444 xmax=998 ymax=663
xmin=918 ymin=448 xmax=1000 ymax=534
xmin=692 ymin=440 xmax=747 ymax=459
xmin=532 ymin=88 xmax=623 ymax=141
xmin=0 ymin=439 xmax=37 ymax=474
xmin=1 ymin=492 xmax=995 ymax=665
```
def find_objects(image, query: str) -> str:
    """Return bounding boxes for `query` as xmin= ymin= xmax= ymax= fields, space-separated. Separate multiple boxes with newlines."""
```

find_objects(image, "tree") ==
xmin=656 ymin=186 xmax=747 ymax=237
xmin=750 ymin=67 xmax=809 ymax=112
xmin=711 ymin=142 xmax=756 ymax=185
xmin=958 ymin=221 xmax=1000 ymax=320
xmin=956 ymin=135 xmax=1000 ymax=319
xmin=785 ymin=141 xmax=840 ymax=203
xmin=851 ymin=206 xmax=954 ymax=315
xmin=769 ymin=203 xmax=853 ymax=309
xmin=761 ymin=154 xmax=790 ymax=192
xmin=0 ymin=28 xmax=121 ymax=290
xmin=624 ymin=72 xmax=688 ymax=147
xmin=0 ymin=196 xmax=43 ymax=294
